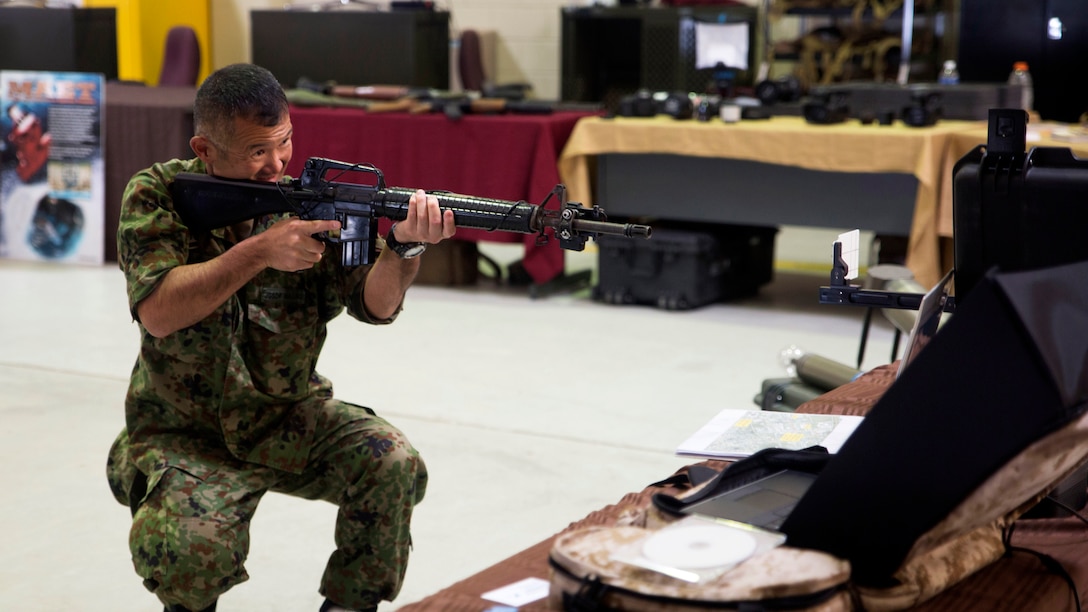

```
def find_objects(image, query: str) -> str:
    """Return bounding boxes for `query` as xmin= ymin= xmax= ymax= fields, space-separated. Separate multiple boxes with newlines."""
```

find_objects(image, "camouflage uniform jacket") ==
xmin=117 ymin=157 xmax=399 ymax=483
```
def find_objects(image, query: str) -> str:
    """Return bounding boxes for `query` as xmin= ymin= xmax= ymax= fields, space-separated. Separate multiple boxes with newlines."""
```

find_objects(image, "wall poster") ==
xmin=1 ymin=70 xmax=105 ymax=265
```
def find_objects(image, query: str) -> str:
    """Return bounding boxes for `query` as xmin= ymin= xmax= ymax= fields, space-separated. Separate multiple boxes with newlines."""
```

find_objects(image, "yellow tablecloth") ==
xmin=558 ymin=115 xmax=980 ymax=287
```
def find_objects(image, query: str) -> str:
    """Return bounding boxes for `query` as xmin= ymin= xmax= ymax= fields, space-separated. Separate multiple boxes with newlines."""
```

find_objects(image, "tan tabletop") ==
xmin=558 ymin=116 xmax=979 ymax=288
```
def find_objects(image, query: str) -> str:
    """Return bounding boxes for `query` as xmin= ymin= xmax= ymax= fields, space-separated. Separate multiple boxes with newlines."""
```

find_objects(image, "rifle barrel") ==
xmin=569 ymin=218 xmax=652 ymax=238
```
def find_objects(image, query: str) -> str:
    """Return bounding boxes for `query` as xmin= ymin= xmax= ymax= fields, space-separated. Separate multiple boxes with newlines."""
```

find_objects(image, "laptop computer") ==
xmin=681 ymin=469 xmax=819 ymax=531
xmin=896 ymin=268 xmax=954 ymax=377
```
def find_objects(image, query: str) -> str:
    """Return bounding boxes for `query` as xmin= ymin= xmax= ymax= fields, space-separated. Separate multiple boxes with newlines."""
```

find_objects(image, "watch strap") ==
xmin=385 ymin=223 xmax=427 ymax=259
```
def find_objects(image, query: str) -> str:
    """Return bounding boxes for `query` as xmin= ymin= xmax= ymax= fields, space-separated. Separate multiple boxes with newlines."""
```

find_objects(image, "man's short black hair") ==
xmin=193 ymin=63 xmax=289 ymax=146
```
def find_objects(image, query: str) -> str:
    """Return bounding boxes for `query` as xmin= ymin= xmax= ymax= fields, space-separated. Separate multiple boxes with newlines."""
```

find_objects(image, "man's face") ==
xmin=201 ymin=115 xmax=293 ymax=182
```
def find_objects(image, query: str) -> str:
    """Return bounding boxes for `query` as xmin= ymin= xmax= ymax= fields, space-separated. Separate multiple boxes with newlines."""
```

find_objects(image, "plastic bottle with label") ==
xmin=938 ymin=60 xmax=960 ymax=85
xmin=1007 ymin=61 xmax=1034 ymax=113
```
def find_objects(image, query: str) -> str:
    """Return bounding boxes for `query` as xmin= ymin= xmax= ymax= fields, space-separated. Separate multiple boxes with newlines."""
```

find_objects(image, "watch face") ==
xmin=387 ymin=223 xmax=426 ymax=258
xmin=400 ymin=243 xmax=426 ymax=259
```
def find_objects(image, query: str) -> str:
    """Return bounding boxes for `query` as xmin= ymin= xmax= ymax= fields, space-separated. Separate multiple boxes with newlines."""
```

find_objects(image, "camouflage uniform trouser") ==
xmin=106 ymin=400 xmax=427 ymax=611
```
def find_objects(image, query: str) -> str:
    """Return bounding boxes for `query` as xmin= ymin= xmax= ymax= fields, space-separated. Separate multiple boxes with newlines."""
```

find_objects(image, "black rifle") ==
xmin=170 ymin=157 xmax=652 ymax=266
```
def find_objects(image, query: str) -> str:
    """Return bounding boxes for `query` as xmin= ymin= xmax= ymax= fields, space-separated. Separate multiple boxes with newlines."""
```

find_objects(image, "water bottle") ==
xmin=1007 ymin=61 xmax=1034 ymax=113
xmin=938 ymin=60 xmax=959 ymax=85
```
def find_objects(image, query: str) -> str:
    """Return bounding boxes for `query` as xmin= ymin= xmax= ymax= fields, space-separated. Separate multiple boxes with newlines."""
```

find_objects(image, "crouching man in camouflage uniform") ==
xmin=106 ymin=63 xmax=453 ymax=612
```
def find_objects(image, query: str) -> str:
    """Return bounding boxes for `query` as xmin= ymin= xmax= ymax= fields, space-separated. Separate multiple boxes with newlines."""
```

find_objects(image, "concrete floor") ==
xmin=0 ymin=240 xmax=900 ymax=611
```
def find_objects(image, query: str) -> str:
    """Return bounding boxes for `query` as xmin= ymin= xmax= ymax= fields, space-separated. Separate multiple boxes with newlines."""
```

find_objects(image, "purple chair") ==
xmin=457 ymin=29 xmax=531 ymax=100
xmin=458 ymin=29 xmax=487 ymax=93
xmin=158 ymin=26 xmax=201 ymax=87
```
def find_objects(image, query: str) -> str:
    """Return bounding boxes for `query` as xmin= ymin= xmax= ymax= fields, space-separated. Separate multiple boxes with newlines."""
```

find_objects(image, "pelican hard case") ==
xmin=594 ymin=223 xmax=776 ymax=310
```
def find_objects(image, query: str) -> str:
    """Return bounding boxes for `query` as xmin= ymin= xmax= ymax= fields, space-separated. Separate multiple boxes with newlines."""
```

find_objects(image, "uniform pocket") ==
xmin=243 ymin=290 xmax=321 ymax=400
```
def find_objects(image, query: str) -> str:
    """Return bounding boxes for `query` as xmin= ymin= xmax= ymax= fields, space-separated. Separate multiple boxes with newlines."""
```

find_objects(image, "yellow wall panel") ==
xmin=84 ymin=0 xmax=211 ymax=86
xmin=141 ymin=0 xmax=212 ymax=86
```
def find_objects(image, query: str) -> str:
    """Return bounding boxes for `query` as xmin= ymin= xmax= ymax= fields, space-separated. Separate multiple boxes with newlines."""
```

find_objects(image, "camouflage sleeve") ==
xmin=315 ymin=239 xmax=402 ymax=326
xmin=116 ymin=159 xmax=198 ymax=321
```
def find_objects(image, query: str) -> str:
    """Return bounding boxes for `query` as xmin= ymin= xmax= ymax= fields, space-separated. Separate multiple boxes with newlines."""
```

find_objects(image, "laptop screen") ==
xmin=897 ymin=268 xmax=955 ymax=377
xmin=682 ymin=469 xmax=819 ymax=531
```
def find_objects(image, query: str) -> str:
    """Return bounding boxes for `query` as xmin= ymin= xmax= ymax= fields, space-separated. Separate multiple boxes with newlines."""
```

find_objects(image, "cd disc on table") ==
xmin=641 ymin=523 xmax=758 ymax=570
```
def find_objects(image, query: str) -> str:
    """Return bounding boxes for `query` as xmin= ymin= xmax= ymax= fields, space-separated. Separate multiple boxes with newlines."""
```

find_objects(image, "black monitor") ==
xmin=249 ymin=9 xmax=450 ymax=89
xmin=0 ymin=7 xmax=118 ymax=80
xmin=560 ymin=5 xmax=756 ymax=107
xmin=952 ymin=108 xmax=1088 ymax=301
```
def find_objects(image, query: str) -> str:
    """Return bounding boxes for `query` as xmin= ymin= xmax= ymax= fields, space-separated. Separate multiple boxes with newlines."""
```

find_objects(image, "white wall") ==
xmin=445 ymin=0 xmax=570 ymax=99
xmin=209 ymin=0 xmax=278 ymax=73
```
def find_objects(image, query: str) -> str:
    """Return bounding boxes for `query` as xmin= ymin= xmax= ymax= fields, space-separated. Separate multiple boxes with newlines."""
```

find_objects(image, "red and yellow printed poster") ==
xmin=1 ymin=70 xmax=105 ymax=265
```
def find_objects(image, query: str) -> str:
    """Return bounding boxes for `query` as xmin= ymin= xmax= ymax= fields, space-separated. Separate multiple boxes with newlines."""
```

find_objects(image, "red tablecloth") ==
xmin=285 ymin=106 xmax=598 ymax=284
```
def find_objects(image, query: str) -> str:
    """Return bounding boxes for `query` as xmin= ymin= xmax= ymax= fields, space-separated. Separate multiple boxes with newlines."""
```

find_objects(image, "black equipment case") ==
xmin=953 ymin=108 xmax=1088 ymax=300
xmin=594 ymin=223 xmax=777 ymax=310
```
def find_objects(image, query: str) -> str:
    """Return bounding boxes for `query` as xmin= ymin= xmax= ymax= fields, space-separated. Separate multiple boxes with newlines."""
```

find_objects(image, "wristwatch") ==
xmin=385 ymin=223 xmax=427 ymax=259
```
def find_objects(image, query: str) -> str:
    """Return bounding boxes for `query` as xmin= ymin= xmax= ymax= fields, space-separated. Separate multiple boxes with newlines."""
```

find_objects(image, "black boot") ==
xmin=164 ymin=602 xmax=217 ymax=612
xmin=319 ymin=598 xmax=378 ymax=612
